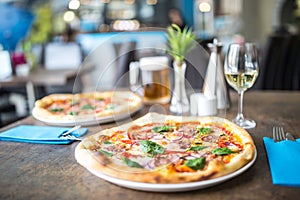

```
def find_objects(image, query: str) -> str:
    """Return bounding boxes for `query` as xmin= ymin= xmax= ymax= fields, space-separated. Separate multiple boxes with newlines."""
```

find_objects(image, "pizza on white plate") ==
xmin=32 ymin=91 xmax=143 ymax=124
xmin=75 ymin=113 xmax=256 ymax=183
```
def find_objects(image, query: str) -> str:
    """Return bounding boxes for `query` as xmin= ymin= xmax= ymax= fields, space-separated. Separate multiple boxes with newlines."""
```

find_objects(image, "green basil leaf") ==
xmin=185 ymin=157 xmax=206 ymax=170
xmin=105 ymin=104 xmax=115 ymax=110
xmin=68 ymin=111 xmax=77 ymax=116
xmin=70 ymin=100 xmax=79 ymax=106
xmin=197 ymin=127 xmax=212 ymax=135
xmin=187 ymin=146 xmax=207 ymax=151
xmin=81 ymin=104 xmax=96 ymax=110
xmin=49 ymin=107 xmax=64 ymax=112
xmin=103 ymin=141 xmax=112 ymax=144
xmin=151 ymin=126 xmax=174 ymax=134
xmin=211 ymin=147 xmax=235 ymax=155
xmin=139 ymin=140 xmax=164 ymax=156
xmin=99 ymin=150 xmax=113 ymax=157
xmin=121 ymin=156 xmax=143 ymax=168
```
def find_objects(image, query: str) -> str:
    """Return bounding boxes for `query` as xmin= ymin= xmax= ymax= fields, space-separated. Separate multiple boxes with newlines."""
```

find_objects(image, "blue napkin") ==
xmin=263 ymin=137 xmax=300 ymax=187
xmin=0 ymin=125 xmax=88 ymax=144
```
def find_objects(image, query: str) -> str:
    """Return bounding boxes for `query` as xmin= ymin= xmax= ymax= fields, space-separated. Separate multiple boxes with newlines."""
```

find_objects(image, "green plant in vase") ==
xmin=167 ymin=24 xmax=196 ymax=114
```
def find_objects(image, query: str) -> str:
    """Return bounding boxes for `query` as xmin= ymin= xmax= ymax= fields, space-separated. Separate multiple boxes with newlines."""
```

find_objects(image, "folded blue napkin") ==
xmin=0 ymin=125 xmax=88 ymax=144
xmin=263 ymin=137 xmax=300 ymax=187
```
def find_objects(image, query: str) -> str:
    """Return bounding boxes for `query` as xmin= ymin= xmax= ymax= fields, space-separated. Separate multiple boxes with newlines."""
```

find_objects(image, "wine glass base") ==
xmin=232 ymin=118 xmax=256 ymax=129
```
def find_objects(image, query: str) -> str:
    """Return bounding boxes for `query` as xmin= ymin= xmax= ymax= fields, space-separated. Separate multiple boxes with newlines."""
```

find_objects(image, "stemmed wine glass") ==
xmin=225 ymin=43 xmax=259 ymax=129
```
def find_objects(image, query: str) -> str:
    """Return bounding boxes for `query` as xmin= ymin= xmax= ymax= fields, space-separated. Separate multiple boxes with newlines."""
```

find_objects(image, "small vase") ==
xmin=170 ymin=61 xmax=189 ymax=115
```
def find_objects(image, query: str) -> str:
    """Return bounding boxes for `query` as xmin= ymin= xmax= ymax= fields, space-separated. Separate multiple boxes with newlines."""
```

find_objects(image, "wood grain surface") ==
xmin=0 ymin=91 xmax=299 ymax=200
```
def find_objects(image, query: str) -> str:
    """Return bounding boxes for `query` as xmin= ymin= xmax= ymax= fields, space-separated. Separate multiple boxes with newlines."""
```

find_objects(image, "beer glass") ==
xmin=130 ymin=56 xmax=171 ymax=104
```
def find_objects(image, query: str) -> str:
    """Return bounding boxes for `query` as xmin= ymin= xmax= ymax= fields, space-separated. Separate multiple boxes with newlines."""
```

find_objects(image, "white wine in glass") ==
xmin=225 ymin=43 xmax=259 ymax=129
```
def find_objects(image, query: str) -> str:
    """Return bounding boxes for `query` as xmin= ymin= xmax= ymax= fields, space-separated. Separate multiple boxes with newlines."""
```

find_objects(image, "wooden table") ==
xmin=0 ymin=91 xmax=299 ymax=199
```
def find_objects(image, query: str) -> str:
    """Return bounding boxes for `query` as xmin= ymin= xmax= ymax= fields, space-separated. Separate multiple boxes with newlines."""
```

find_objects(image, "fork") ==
xmin=60 ymin=134 xmax=82 ymax=141
xmin=60 ymin=125 xmax=82 ymax=141
xmin=272 ymin=126 xmax=285 ymax=142
xmin=60 ymin=125 xmax=81 ymax=137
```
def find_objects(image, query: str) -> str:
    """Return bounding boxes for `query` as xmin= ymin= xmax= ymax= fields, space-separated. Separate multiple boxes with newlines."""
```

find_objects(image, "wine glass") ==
xmin=225 ymin=43 xmax=259 ymax=129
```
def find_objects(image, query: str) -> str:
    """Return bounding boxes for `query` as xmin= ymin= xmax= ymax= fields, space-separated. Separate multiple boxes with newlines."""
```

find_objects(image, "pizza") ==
xmin=75 ymin=113 xmax=256 ymax=184
xmin=32 ymin=91 xmax=143 ymax=124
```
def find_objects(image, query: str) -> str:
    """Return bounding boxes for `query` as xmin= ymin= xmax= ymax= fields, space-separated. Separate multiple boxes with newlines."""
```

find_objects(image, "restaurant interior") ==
xmin=1 ymin=1 xmax=300 ymax=198
xmin=0 ymin=0 xmax=299 ymax=126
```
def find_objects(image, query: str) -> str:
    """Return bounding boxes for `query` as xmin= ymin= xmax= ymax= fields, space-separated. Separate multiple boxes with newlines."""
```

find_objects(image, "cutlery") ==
xmin=60 ymin=125 xmax=81 ymax=137
xmin=272 ymin=126 xmax=285 ymax=142
xmin=60 ymin=134 xmax=82 ymax=141
xmin=285 ymin=132 xmax=296 ymax=141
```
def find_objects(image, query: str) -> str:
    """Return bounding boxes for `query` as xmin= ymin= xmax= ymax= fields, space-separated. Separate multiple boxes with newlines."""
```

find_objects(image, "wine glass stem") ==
xmin=236 ymin=91 xmax=245 ymax=121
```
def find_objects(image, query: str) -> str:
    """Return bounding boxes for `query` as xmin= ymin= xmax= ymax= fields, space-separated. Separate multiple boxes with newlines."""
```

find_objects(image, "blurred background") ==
xmin=0 ymin=0 xmax=300 ymax=126
xmin=0 ymin=0 xmax=299 ymax=49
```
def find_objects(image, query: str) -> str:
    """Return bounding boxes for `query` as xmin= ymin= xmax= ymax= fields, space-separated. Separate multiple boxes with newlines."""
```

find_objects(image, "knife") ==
xmin=285 ymin=132 xmax=296 ymax=141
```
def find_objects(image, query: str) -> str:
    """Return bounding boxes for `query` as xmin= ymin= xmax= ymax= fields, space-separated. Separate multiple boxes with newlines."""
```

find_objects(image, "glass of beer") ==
xmin=130 ymin=56 xmax=171 ymax=104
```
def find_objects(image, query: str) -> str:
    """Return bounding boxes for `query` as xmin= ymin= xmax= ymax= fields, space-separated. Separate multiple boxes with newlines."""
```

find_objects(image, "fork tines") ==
xmin=60 ymin=134 xmax=82 ymax=141
xmin=273 ymin=126 xmax=285 ymax=142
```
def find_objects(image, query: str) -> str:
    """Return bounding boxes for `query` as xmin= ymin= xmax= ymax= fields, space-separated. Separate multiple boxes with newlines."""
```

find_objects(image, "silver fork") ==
xmin=60 ymin=125 xmax=82 ymax=141
xmin=61 ymin=134 xmax=82 ymax=141
xmin=272 ymin=126 xmax=285 ymax=142
xmin=60 ymin=125 xmax=81 ymax=137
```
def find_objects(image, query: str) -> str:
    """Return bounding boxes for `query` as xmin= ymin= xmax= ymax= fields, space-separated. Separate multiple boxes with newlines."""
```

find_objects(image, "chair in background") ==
xmin=43 ymin=42 xmax=83 ymax=94
xmin=184 ymin=42 xmax=210 ymax=90
xmin=79 ymin=41 xmax=120 ymax=92
xmin=257 ymin=33 xmax=300 ymax=90
xmin=283 ymin=35 xmax=300 ymax=90
xmin=0 ymin=88 xmax=28 ymax=127
xmin=0 ymin=90 xmax=16 ymax=127
xmin=0 ymin=51 xmax=28 ymax=126
xmin=44 ymin=42 xmax=83 ymax=70
xmin=113 ymin=41 xmax=137 ymax=88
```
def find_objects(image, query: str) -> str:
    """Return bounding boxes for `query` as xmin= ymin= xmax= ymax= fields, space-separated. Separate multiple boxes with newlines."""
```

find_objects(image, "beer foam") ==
xmin=140 ymin=56 xmax=169 ymax=71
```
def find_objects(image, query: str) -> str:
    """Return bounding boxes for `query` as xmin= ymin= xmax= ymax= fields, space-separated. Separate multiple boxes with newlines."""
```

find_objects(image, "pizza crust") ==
xmin=32 ymin=91 xmax=143 ymax=122
xmin=75 ymin=113 xmax=256 ymax=184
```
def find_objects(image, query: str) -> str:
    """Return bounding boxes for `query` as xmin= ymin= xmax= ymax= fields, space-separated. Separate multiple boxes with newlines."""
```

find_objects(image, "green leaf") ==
xmin=70 ymin=100 xmax=79 ymax=106
xmin=151 ymin=126 xmax=174 ymax=133
xmin=68 ymin=111 xmax=77 ymax=116
xmin=99 ymin=150 xmax=113 ymax=157
xmin=197 ymin=127 xmax=213 ymax=135
xmin=103 ymin=141 xmax=112 ymax=144
xmin=49 ymin=107 xmax=64 ymax=112
xmin=187 ymin=146 xmax=207 ymax=151
xmin=105 ymin=104 xmax=115 ymax=110
xmin=185 ymin=157 xmax=206 ymax=170
xmin=121 ymin=156 xmax=143 ymax=168
xmin=166 ymin=23 xmax=196 ymax=62
xmin=211 ymin=147 xmax=235 ymax=155
xmin=81 ymin=104 xmax=96 ymax=110
xmin=139 ymin=140 xmax=164 ymax=157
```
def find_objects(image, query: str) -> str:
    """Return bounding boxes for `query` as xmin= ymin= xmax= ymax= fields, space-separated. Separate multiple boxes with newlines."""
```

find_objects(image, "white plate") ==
xmin=32 ymin=104 xmax=143 ymax=126
xmin=85 ymin=149 xmax=257 ymax=192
